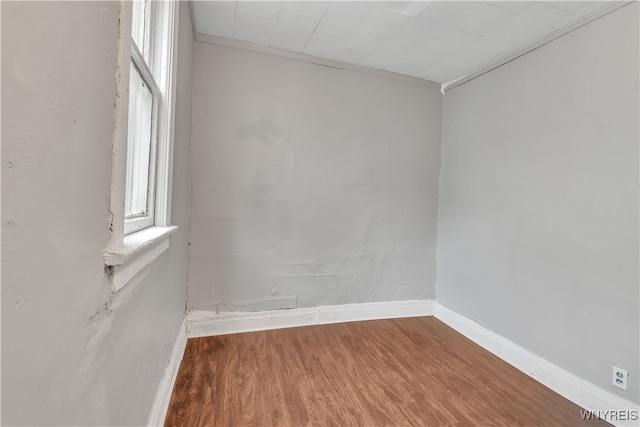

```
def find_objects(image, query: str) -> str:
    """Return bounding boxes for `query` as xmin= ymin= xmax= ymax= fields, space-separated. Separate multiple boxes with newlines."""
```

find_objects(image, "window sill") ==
xmin=104 ymin=225 xmax=177 ymax=293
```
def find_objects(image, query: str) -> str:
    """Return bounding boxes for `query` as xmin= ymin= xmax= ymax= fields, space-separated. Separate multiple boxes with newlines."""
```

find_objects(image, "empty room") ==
xmin=1 ymin=0 xmax=638 ymax=426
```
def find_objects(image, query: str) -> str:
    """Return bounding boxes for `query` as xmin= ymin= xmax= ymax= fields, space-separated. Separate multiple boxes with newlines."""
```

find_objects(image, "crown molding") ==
xmin=194 ymin=32 xmax=441 ymax=89
xmin=442 ymin=1 xmax=632 ymax=93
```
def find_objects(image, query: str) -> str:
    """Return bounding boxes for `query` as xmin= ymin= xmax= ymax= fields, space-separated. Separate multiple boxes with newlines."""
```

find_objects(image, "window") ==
xmin=126 ymin=0 xmax=169 ymax=235
xmin=104 ymin=0 xmax=179 ymax=291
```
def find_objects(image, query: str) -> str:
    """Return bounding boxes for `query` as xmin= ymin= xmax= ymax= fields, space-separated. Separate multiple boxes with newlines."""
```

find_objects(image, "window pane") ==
xmin=125 ymin=62 xmax=154 ymax=218
xmin=131 ymin=0 xmax=149 ymax=57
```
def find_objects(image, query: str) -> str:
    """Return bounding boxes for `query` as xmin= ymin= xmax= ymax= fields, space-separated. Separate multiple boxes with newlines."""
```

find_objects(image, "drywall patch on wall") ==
xmin=215 ymin=296 xmax=297 ymax=312
xmin=188 ymin=42 xmax=443 ymax=311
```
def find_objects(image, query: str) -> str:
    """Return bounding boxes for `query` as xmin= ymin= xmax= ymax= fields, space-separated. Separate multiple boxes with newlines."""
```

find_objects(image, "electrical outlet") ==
xmin=613 ymin=366 xmax=628 ymax=391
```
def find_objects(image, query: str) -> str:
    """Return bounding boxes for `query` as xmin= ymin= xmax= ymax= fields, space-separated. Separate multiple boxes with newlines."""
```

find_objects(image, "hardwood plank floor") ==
xmin=165 ymin=317 xmax=609 ymax=426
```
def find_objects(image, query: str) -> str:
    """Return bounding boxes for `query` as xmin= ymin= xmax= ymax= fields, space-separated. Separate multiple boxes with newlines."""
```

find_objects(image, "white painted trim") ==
xmin=443 ymin=1 xmax=631 ymax=93
xmin=318 ymin=300 xmax=435 ymax=325
xmin=187 ymin=300 xmax=435 ymax=338
xmin=104 ymin=225 xmax=177 ymax=266
xmin=194 ymin=33 xmax=440 ymax=89
xmin=434 ymin=303 xmax=640 ymax=427
xmin=109 ymin=237 xmax=170 ymax=293
xmin=153 ymin=0 xmax=179 ymax=228
xmin=148 ymin=318 xmax=188 ymax=427
xmin=106 ymin=0 xmax=132 ymax=245
xmin=188 ymin=0 xmax=197 ymax=42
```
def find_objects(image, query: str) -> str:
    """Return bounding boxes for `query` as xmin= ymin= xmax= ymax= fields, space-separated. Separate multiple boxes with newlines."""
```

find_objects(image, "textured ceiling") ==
xmin=192 ymin=1 xmax=615 ymax=84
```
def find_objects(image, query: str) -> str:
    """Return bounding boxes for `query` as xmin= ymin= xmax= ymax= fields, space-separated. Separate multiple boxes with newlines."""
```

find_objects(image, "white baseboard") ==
xmin=434 ymin=303 xmax=640 ymax=427
xmin=187 ymin=299 xmax=435 ymax=338
xmin=148 ymin=317 xmax=188 ymax=427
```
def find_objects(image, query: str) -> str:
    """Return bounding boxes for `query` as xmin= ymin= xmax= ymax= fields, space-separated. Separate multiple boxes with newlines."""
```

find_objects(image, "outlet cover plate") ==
xmin=613 ymin=366 xmax=628 ymax=391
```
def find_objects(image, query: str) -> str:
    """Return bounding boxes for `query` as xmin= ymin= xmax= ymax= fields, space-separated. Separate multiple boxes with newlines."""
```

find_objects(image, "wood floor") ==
xmin=165 ymin=317 xmax=608 ymax=426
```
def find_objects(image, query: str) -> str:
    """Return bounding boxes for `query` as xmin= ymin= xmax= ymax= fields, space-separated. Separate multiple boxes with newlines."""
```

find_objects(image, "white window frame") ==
xmin=125 ymin=45 xmax=160 ymax=234
xmin=104 ymin=0 xmax=179 ymax=293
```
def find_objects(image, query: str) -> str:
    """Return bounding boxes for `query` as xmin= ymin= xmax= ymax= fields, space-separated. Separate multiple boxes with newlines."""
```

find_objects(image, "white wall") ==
xmin=438 ymin=4 xmax=639 ymax=404
xmin=189 ymin=42 xmax=442 ymax=312
xmin=1 ymin=2 xmax=193 ymax=425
